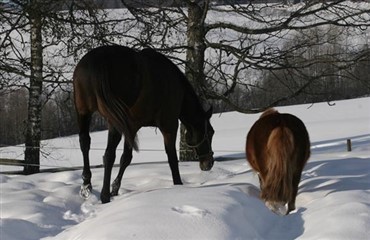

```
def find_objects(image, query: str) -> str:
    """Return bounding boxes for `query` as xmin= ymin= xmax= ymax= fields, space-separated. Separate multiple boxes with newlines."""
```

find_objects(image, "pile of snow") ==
xmin=1 ymin=97 xmax=369 ymax=239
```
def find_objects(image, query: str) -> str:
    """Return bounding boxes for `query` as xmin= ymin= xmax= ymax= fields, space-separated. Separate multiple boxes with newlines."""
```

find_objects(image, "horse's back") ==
xmin=139 ymin=48 xmax=188 ymax=89
xmin=135 ymin=48 xmax=188 ymax=125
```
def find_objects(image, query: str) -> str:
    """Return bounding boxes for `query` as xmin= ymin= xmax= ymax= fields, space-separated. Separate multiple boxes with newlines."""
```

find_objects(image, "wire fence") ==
xmin=0 ymin=144 xmax=242 ymax=152
xmin=0 ymin=144 xmax=245 ymax=174
xmin=1 ymin=135 xmax=361 ymax=174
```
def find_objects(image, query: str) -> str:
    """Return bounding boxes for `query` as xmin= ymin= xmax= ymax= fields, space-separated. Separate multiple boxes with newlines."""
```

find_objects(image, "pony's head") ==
xmin=258 ymin=168 xmax=293 ymax=216
xmin=185 ymin=107 xmax=214 ymax=171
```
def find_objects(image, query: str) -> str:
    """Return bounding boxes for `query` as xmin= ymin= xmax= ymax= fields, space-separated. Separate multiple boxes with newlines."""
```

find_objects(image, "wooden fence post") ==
xmin=347 ymin=139 xmax=352 ymax=152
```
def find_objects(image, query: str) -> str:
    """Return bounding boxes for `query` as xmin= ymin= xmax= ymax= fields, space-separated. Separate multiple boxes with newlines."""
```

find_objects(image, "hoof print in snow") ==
xmin=171 ymin=205 xmax=210 ymax=217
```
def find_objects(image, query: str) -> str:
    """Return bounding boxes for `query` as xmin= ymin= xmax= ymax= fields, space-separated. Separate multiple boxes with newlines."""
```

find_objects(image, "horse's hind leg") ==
xmin=78 ymin=113 xmax=93 ymax=199
xmin=111 ymin=140 xmax=133 ymax=196
xmin=101 ymin=125 xmax=122 ymax=203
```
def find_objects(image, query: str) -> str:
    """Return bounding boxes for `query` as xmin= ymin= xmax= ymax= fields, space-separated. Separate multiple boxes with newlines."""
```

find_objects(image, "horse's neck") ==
xmin=180 ymin=92 xmax=205 ymax=128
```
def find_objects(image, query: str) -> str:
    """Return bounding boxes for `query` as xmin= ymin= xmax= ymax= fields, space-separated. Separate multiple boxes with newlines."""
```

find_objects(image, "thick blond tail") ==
xmin=263 ymin=126 xmax=295 ymax=202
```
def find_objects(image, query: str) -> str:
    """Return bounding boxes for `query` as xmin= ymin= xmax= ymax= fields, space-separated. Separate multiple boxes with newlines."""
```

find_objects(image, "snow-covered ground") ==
xmin=1 ymin=97 xmax=370 ymax=239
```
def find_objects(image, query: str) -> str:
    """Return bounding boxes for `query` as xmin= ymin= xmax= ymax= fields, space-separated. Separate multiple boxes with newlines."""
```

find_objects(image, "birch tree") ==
xmin=0 ymin=0 xmax=118 ymax=173
xmin=180 ymin=0 xmax=209 ymax=161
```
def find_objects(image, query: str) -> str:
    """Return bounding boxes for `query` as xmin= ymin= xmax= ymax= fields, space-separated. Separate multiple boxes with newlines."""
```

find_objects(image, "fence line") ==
xmin=0 ymin=145 xmax=242 ymax=153
xmin=0 ymin=158 xmax=212 ymax=175
xmin=0 ymin=145 xmax=245 ymax=174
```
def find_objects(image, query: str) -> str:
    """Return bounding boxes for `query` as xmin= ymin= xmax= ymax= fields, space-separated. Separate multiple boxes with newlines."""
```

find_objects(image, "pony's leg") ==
xmin=161 ymin=130 xmax=183 ymax=185
xmin=288 ymin=171 xmax=303 ymax=213
xmin=111 ymin=140 xmax=133 ymax=196
xmin=78 ymin=113 xmax=93 ymax=199
xmin=100 ymin=126 xmax=122 ymax=203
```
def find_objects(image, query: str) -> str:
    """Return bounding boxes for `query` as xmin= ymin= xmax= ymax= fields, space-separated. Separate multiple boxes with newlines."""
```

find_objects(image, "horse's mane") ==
xmin=140 ymin=48 xmax=206 ymax=116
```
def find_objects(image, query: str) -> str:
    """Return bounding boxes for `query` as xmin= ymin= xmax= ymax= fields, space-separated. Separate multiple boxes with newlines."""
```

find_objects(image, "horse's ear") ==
xmin=205 ymin=106 xmax=213 ymax=119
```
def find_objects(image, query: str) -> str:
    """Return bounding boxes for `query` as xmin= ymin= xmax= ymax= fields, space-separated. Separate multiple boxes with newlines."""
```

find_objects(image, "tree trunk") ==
xmin=180 ymin=1 xmax=208 ymax=161
xmin=24 ymin=5 xmax=43 ymax=174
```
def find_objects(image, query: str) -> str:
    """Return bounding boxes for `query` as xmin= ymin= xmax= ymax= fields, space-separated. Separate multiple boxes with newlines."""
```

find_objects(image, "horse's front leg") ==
xmin=161 ymin=129 xmax=183 ymax=185
xmin=111 ymin=140 xmax=133 ymax=196
xmin=101 ymin=126 xmax=122 ymax=203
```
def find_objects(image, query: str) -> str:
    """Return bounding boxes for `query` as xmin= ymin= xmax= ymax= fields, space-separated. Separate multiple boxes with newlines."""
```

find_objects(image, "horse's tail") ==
xmin=263 ymin=125 xmax=295 ymax=202
xmin=97 ymin=77 xmax=138 ymax=151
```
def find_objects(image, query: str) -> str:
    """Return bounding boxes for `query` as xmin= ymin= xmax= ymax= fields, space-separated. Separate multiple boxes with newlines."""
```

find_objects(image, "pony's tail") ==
xmin=97 ymin=77 xmax=138 ymax=151
xmin=263 ymin=126 xmax=295 ymax=202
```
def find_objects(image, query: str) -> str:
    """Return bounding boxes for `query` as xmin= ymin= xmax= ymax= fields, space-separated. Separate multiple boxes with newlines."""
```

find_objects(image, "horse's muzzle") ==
xmin=199 ymin=154 xmax=214 ymax=171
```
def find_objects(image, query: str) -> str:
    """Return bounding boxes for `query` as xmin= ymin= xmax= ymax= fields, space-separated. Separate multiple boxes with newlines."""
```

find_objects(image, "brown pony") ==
xmin=73 ymin=46 xmax=214 ymax=203
xmin=246 ymin=108 xmax=310 ymax=215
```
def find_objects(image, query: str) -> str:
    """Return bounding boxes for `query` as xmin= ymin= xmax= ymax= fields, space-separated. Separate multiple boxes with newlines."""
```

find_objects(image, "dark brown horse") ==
xmin=73 ymin=45 xmax=214 ymax=203
xmin=246 ymin=109 xmax=310 ymax=215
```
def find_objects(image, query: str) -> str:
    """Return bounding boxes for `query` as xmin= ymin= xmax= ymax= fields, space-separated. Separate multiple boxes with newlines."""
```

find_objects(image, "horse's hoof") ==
xmin=174 ymin=180 xmax=183 ymax=185
xmin=101 ymin=194 xmax=111 ymax=204
xmin=111 ymin=180 xmax=120 ymax=196
xmin=80 ymin=184 xmax=92 ymax=199
xmin=111 ymin=188 xmax=119 ymax=197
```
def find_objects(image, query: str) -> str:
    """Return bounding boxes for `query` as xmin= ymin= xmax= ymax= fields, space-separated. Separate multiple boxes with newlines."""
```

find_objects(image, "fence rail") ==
xmin=0 ymin=152 xmax=244 ymax=175
xmin=0 ymin=158 xmax=25 ymax=166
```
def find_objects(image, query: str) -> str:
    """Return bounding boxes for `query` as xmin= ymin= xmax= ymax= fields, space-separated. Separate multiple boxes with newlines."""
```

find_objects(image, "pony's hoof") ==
xmin=80 ymin=184 xmax=92 ymax=199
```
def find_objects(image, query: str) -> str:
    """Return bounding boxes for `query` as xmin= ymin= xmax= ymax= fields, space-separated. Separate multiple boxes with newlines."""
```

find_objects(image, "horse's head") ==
xmin=185 ymin=107 xmax=214 ymax=171
xmin=258 ymin=173 xmax=291 ymax=216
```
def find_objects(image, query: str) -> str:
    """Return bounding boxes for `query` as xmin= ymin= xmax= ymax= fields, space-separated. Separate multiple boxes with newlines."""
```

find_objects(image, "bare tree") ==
xmin=94 ymin=0 xmax=370 ymax=160
xmin=0 ymin=0 xmax=122 ymax=173
xmin=203 ymin=0 xmax=370 ymax=112
xmin=61 ymin=0 xmax=370 ymax=165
